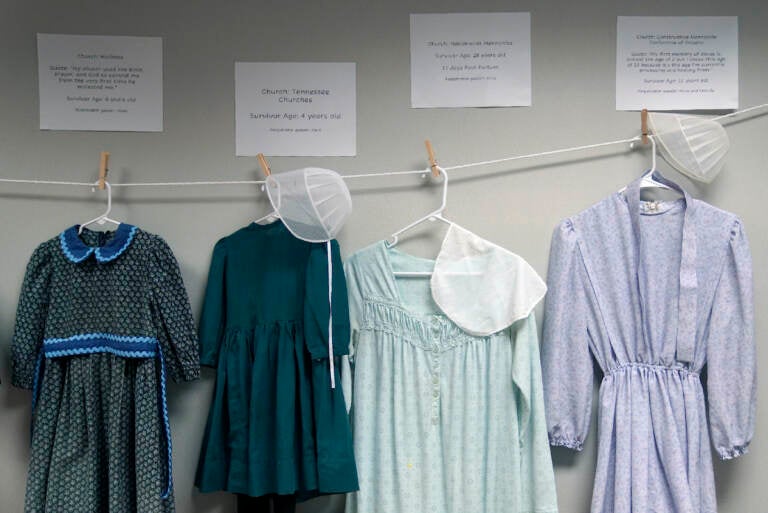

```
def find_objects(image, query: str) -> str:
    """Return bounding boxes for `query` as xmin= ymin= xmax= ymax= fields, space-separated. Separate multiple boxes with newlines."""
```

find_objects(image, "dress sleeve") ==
xmin=303 ymin=239 xmax=350 ymax=359
xmin=198 ymin=238 xmax=227 ymax=367
xmin=512 ymin=312 xmax=558 ymax=513
xmin=341 ymin=255 xmax=364 ymax=413
xmin=150 ymin=237 xmax=200 ymax=382
xmin=705 ymin=219 xmax=756 ymax=460
xmin=344 ymin=255 xmax=364 ymax=361
xmin=11 ymin=243 xmax=53 ymax=389
xmin=541 ymin=219 xmax=594 ymax=451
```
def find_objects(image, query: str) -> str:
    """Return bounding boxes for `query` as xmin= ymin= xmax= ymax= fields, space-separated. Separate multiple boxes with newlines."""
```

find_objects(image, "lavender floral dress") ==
xmin=542 ymin=173 xmax=755 ymax=513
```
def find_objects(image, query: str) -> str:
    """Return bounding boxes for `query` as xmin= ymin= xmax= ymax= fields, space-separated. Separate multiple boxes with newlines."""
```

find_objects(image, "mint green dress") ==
xmin=194 ymin=221 xmax=358 ymax=501
xmin=342 ymin=242 xmax=557 ymax=513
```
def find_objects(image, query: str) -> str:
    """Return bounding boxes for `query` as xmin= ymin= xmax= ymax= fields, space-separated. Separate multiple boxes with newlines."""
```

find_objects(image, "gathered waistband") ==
xmin=604 ymin=362 xmax=699 ymax=378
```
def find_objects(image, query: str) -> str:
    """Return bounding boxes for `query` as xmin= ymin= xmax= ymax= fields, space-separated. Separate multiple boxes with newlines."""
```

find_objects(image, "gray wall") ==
xmin=1 ymin=1 xmax=766 ymax=512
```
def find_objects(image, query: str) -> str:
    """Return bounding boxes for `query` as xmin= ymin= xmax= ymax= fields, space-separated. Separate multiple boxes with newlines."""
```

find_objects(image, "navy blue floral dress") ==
xmin=11 ymin=224 xmax=200 ymax=513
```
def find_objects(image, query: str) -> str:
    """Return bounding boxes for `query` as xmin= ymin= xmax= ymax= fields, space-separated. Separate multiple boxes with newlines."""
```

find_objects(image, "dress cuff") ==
xmin=180 ymin=363 xmax=201 ymax=382
xmin=549 ymin=434 xmax=583 ymax=451
xmin=717 ymin=442 xmax=750 ymax=460
xmin=11 ymin=374 xmax=34 ymax=390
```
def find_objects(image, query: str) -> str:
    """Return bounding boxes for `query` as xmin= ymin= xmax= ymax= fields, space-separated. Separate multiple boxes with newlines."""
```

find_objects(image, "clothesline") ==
xmin=0 ymin=103 xmax=766 ymax=189
xmin=712 ymin=102 xmax=768 ymax=121
xmin=0 ymin=136 xmax=644 ymax=188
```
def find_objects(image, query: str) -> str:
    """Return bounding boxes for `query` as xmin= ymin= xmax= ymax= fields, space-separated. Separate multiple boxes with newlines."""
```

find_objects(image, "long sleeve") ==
xmin=304 ymin=241 xmax=358 ymax=488
xmin=198 ymin=238 xmax=227 ymax=367
xmin=343 ymin=254 xmax=364 ymax=361
xmin=150 ymin=237 xmax=200 ymax=382
xmin=304 ymin=240 xmax=350 ymax=359
xmin=541 ymin=219 xmax=594 ymax=451
xmin=705 ymin=219 xmax=756 ymax=460
xmin=512 ymin=312 xmax=558 ymax=513
xmin=11 ymin=243 xmax=53 ymax=389
xmin=341 ymin=255 xmax=364 ymax=413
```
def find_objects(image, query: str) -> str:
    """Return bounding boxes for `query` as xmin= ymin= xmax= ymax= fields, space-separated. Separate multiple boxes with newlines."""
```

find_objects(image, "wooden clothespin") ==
xmin=424 ymin=140 xmax=440 ymax=177
xmin=641 ymin=109 xmax=649 ymax=145
xmin=98 ymin=151 xmax=110 ymax=190
xmin=257 ymin=153 xmax=271 ymax=177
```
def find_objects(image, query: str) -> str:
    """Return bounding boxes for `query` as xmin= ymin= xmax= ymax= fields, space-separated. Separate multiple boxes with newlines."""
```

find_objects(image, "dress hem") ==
xmin=195 ymin=484 xmax=360 ymax=502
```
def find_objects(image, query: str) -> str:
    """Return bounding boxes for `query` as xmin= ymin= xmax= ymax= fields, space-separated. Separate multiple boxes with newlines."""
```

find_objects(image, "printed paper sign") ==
xmin=616 ymin=16 xmax=738 ymax=110
xmin=235 ymin=62 xmax=356 ymax=156
xmin=410 ymin=12 xmax=531 ymax=108
xmin=37 ymin=34 xmax=163 ymax=131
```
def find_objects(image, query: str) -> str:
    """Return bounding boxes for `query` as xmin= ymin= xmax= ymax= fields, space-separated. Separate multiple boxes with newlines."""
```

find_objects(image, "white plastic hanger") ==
xmin=639 ymin=135 xmax=672 ymax=190
xmin=387 ymin=166 xmax=452 ymax=247
xmin=78 ymin=181 xmax=121 ymax=234
xmin=387 ymin=166 xmax=453 ymax=277
xmin=254 ymin=210 xmax=279 ymax=225
xmin=620 ymin=134 xmax=674 ymax=193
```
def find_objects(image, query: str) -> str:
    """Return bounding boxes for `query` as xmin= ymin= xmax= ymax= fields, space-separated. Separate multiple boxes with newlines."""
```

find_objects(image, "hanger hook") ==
xmin=104 ymin=181 xmax=113 ymax=218
xmin=385 ymin=165 xmax=450 ymax=248
xmin=435 ymin=166 xmax=448 ymax=215
xmin=385 ymin=234 xmax=399 ymax=248
xmin=79 ymin=180 xmax=114 ymax=234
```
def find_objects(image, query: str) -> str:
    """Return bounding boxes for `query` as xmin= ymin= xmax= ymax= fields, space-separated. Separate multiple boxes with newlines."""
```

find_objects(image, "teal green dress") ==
xmin=194 ymin=221 xmax=358 ymax=501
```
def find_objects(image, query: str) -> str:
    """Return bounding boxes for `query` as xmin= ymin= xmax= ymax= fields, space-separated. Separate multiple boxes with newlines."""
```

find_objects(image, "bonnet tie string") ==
xmin=327 ymin=240 xmax=335 ymax=388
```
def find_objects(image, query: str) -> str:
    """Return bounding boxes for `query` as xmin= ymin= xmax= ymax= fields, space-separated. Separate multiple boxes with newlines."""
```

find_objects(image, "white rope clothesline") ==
xmin=0 ymin=177 xmax=267 ymax=188
xmin=0 ymin=136 xmax=652 ymax=187
xmin=712 ymin=103 xmax=768 ymax=121
xmin=0 ymin=103 xmax=765 ymax=189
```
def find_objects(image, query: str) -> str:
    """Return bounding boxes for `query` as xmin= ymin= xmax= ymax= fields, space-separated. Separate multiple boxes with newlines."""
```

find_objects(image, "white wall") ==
xmin=1 ymin=1 xmax=766 ymax=512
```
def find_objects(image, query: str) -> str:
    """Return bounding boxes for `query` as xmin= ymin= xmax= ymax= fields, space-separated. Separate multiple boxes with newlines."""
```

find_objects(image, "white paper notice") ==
xmin=616 ymin=17 xmax=738 ymax=111
xmin=37 ymin=34 xmax=163 ymax=131
xmin=235 ymin=62 xmax=356 ymax=157
xmin=410 ymin=13 xmax=531 ymax=108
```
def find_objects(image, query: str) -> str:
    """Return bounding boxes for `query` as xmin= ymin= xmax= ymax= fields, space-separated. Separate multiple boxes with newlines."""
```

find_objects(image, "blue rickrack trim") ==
xmin=34 ymin=332 xmax=173 ymax=500
xmin=59 ymin=230 xmax=93 ymax=263
xmin=45 ymin=347 xmax=157 ymax=358
xmin=158 ymin=344 xmax=173 ymax=499
xmin=59 ymin=224 xmax=137 ymax=263
xmin=43 ymin=334 xmax=158 ymax=358
xmin=45 ymin=333 xmax=157 ymax=344
xmin=95 ymin=224 xmax=137 ymax=262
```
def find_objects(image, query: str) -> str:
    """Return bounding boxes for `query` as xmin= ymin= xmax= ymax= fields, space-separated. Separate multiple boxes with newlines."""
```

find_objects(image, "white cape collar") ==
xmin=429 ymin=224 xmax=546 ymax=336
